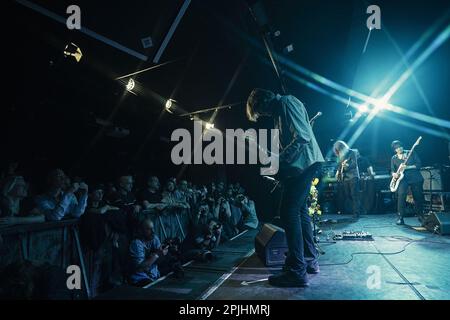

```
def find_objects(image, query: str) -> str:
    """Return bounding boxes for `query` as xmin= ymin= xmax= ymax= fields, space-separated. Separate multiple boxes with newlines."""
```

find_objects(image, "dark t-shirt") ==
xmin=138 ymin=189 xmax=162 ymax=204
xmin=273 ymin=95 xmax=324 ymax=178
xmin=391 ymin=150 xmax=423 ymax=184
xmin=339 ymin=149 xmax=360 ymax=180
xmin=107 ymin=190 xmax=136 ymax=209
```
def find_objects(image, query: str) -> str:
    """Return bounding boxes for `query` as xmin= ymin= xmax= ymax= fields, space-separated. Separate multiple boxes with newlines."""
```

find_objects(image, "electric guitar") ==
xmin=336 ymin=159 xmax=349 ymax=182
xmin=389 ymin=136 xmax=422 ymax=192
xmin=244 ymin=112 xmax=321 ymax=182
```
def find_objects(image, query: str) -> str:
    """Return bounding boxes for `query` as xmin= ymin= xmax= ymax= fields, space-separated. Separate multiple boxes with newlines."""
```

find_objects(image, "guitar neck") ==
xmin=403 ymin=147 xmax=417 ymax=164
xmin=399 ymin=137 xmax=422 ymax=168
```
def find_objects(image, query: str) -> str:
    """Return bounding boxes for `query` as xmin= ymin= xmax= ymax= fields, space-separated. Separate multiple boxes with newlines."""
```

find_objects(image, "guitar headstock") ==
xmin=413 ymin=136 xmax=422 ymax=148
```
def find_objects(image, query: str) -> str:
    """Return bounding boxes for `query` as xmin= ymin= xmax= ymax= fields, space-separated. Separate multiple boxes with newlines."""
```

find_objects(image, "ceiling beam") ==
xmin=16 ymin=0 xmax=149 ymax=61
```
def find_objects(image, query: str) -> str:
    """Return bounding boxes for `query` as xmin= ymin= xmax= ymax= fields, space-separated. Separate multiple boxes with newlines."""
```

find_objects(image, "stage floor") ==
xmin=97 ymin=213 xmax=450 ymax=300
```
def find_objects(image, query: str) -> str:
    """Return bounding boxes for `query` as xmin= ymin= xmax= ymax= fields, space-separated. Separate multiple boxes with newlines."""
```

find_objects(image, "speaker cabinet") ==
xmin=421 ymin=168 xmax=443 ymax=191
xmin=255 ymin=223 xmax=288 ymax=267
xmin=424 ymin=212 xmax=450 ymax=235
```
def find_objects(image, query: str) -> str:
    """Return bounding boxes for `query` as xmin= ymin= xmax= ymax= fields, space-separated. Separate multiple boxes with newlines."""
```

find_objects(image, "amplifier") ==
xmin=255 ymin=223 xmax=288 ymax=267
xmin=423 ymin=212 xmax=450 ymax=235
xmin=424 ymin=192 xmax=449 ymax=212
xmin=421 ymin=167 xmax=443 ymax=191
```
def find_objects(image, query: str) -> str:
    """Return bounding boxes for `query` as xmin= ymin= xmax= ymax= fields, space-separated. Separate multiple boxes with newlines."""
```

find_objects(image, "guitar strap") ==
xmin=355 ymin=150 xmax=361 ymax=180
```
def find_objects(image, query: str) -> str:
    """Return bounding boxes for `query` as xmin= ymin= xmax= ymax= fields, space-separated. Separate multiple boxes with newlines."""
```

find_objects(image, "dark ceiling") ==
xmin=5 ymin=0 xmax=450 ymax=187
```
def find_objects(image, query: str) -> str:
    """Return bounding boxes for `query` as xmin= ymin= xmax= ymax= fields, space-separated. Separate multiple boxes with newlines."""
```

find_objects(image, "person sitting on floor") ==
xmin=128 ymin=218 xmax=168 ymax=287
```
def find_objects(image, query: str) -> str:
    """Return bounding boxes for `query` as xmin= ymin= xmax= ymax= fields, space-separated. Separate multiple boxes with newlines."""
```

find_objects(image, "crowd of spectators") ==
xmin=0 ymin=162 xmax=259 ymax=297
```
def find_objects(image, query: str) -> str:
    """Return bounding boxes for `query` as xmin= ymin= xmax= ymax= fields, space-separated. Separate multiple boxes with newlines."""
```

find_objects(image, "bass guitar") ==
xmin=336 ymin=158 xmax=349 ymax=182
xmin=389 ymin=136 xmax=422 ymax=192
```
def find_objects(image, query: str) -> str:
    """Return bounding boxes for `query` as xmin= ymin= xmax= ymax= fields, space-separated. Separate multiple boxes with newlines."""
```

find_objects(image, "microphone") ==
xmin=263 ymin=176 xmax=281 ymax=193
xmin=310 ymin=111 xmax=323 ymax=123
xmin=262 ymin=176 xmax=277 ymax=182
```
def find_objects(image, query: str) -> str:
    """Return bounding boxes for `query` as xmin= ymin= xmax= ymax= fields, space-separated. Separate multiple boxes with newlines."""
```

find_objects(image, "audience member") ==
xmin=181 ymin=218 xmax=222 ymax=262
xmin=107 ymin=175 xmax=141 ymax=214
xmin=0 ymin=175 xmax=44 ymax=226
xmin=138 ymin=176 xmax=166 ymax=212
xmin=162 ymin=179 xmax=189 ymax=210
xmin=178 ymin=180 xmax=196 ymax=208
xmin=0 ymin=161 xmax=258 ymax=295
xmin=213 ymin=195 xmax=237 ymax=241
xmin=236 ymin=195 xmax=259 ymax=230
xmin=34 ymin=169 xmax=88 ymax=221
xmin=128 ymin=218 xmax=167 ymax=286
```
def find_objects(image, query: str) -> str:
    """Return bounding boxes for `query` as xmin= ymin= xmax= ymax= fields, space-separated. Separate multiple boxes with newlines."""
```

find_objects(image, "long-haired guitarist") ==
xmin=390 ymin=140 xmax=424 ymax=225
xmin=333 ymin=140 xmax=361 ymax=220
xmin=246 ymin=88 xmax=324 ymax=287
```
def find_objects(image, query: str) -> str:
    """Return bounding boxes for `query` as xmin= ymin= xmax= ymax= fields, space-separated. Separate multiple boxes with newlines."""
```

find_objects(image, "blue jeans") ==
xmin=281 ymin=163 xmax=320 ymax=277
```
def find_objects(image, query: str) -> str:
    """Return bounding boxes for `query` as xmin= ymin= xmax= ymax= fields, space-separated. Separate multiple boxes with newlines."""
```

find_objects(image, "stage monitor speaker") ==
xmin=424 ymin=212 xmax=450 ymax=235
xmin=255 ymin=223 xmax=288 ymax=267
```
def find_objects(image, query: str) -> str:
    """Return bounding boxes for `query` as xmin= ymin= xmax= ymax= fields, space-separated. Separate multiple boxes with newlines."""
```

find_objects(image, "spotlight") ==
xmin=126 ymin=78 xmax=135 ymax=92
xmin=205 ymin=122 xmax=215 ymax=130
xmin=63 ymin=43 xmax=83 ymax=62
xmin=372 ymin=98 xmax=390 ymax=114
xmin=284 ymin=44 xmax=294 ymax=54
xmin=165 ymin=99 xmax=175 ymax=114
xmin=357 ymin=104 xmax=369 ymax=113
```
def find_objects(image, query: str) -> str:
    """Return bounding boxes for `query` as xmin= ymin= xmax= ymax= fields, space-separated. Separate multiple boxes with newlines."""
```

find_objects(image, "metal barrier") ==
xmin=0 ymin=219 xmax=90 ymax=298
xmin=0 ymin=209 xmax=190 ymax=298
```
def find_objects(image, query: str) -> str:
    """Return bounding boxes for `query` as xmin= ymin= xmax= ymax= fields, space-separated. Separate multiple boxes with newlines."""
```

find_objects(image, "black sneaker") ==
xmin=306 ymin=260 xmax=320 ymax=274
xmin=396 ymin=217 xmax=405 ymax=225
xmin=268 ymin=271 xmax=309 ymax=287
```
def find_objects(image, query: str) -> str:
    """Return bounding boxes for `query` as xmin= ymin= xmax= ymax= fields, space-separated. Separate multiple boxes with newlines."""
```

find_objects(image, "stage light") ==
xmin=63 ymin=43 xmax=83 ymax=62
xmin=372 ymin=98 xmax=390 ymax=114
xmin=165 ymin=99 xmax=175 ymax=114
xmin=126 ymin=78 xmax=135 ymax=92
xmin=205 ymin=122 xmax=215 ymax=130
xmin=357 ymin=104 xmax=369 ymax=113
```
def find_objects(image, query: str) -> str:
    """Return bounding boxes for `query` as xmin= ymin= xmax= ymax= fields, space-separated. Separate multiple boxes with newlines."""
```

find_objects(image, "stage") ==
xmin=97 ymin=213 xmax=450 ymax=300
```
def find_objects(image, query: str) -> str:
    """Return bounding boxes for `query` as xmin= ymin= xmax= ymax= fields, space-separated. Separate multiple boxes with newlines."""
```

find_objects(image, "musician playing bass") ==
xmin=390 ymin=140 xmax=424 ymax=225
xmin=333 ymin=140 xmax=361 ymax=220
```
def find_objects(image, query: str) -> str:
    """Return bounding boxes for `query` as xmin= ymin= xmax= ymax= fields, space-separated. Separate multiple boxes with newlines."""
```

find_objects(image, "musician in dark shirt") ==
xmin=390 ymin=140 xmax=424 ymax=225
xmin=333 ymin=140 xmax=361 ymax=219
xmin=246 ymin=88 xmax=324 ymax=288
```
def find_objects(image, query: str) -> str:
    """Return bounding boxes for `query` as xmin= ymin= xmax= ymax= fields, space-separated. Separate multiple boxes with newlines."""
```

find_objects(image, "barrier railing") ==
xmin=0 ymin=219 xmax=90 ymax=298
xmin=0 ymin=209 xmax=191 ymax=298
